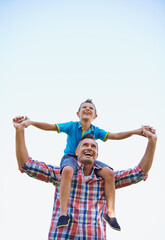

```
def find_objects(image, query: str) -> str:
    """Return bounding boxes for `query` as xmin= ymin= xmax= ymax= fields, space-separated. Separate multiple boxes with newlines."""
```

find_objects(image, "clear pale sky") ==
xmin=0 ymin=0 xmax=165 ymax=239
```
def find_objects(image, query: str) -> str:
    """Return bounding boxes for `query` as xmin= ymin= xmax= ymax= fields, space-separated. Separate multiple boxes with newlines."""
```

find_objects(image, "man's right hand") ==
xmin=142 ymin=126 xmax=157 ymax=142
xmin=13 ymin=116 xmax=30 ymax=128
xmin=13 ymin=116 xmax=30 ymax=129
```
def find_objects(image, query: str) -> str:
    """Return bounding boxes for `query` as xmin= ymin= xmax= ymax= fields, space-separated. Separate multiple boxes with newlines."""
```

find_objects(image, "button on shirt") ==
xmin=56 ymin=121 xmax=109 ymax=155
xmin=20 ymin=158 xmax=147 ymax=240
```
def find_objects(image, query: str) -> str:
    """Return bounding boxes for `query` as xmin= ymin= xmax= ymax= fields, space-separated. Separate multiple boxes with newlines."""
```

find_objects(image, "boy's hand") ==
xmin=13 ymin=116 xmax=30 ymax=129
xmin=134 ymin=127 xmax=144 ymax=136
xmin=142 ymin=126 xmax=157 ymax=141
xmin=136 ymin=125 xmax=155 ymax=137
xmin=13 ymin=116 xmax=25 ymax=130
xmin=13 ymin=116 xmax=30 ymax=128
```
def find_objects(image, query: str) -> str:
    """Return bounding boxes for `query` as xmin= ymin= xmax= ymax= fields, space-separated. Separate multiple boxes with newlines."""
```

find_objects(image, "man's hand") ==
xmin=139 ymin=126 xmax=157 ymax=175
xmin=13 ymin=116 xmax=30 ymax=129
xmin=142 ymin=126 xmax=157 ymax=142
xmin=135 ymin=125 xmax=156 ymax=137
xmin=13 ymin=116 xmax=30 ymax=168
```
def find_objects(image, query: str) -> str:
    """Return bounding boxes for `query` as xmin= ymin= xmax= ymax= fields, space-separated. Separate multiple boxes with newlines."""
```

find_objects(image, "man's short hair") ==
xmin=78 ymin=99 xmax=97 ymax=114
xmin=77 ymin=133 xmax=98 ymax=150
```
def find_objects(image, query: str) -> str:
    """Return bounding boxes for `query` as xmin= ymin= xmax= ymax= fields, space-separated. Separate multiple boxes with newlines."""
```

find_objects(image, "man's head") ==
xmin=75 ymin=134 xmax=98 ymax=166
xmin=77 ymin=99 xmax=98 ymax=122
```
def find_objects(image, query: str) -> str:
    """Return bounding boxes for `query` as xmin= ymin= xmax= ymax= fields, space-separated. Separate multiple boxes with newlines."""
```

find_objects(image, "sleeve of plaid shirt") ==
xmin=19 ymin=157 xmax=60 ymax=184
xmin=114 ymin=164 xmax=148 ymax=189
xmin=20 ymin=158 xmax=147 ymax=188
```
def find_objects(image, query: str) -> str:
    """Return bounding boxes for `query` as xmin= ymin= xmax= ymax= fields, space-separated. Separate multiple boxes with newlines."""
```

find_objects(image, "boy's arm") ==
xmin=30 ymin=120 xmax=57 ymax=131
xmin=14 ymin=116 xmax=57 ymax=131
xmin=107 ymin=126 xmax=153 ymax=140
xmin=107 ymin=128 xmax=143 ymax=140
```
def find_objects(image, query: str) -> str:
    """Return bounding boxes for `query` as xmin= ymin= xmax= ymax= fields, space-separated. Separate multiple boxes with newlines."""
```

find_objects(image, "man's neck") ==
xmin=83 ymin=164 xmax=93 ymax=176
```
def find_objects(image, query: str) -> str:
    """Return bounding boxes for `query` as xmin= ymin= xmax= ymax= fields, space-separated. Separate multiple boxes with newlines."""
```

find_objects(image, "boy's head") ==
xmin=77 ymin=99 xmax=98 ymax=121
xmin=78 ymin=99 xmax=97 ymax=114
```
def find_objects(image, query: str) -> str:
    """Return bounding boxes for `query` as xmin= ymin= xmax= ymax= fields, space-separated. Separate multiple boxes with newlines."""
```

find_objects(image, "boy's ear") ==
xmin=93 ymin=114 xmax=98 ymax=120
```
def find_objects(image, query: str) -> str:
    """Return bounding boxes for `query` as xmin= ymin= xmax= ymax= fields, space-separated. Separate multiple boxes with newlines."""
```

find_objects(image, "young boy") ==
xmin=16 ymin=99 xmax=144 ymax=231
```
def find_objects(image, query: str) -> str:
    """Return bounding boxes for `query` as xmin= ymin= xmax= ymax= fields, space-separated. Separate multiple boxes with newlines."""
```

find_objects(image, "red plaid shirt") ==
xmin=20 ymin=158 xmax=147 ymax=240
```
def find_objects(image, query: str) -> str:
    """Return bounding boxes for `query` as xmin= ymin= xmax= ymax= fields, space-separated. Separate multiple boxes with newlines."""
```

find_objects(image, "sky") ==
xmin=0 ymin=0 xmax=165 ymax=239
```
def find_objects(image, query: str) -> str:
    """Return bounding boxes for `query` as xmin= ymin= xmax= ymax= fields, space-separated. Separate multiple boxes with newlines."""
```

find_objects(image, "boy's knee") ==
xmin=100 ymin=167 xmax=115 ymax=180
xmin=62 ymin=165 xmax=74 ymax=178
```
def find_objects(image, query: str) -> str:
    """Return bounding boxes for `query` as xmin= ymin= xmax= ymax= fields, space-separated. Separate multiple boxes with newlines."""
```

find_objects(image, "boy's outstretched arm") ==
xmin=107 ymin=126 xmax=152 ymax=140
xmin=14 ymin=116 xmax=58 ymax=131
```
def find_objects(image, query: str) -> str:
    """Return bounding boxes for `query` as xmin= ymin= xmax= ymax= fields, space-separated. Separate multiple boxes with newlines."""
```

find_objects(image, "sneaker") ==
xmin=57 ymin=215 xmax=70 ymax=228
xmin=103 ymin=213 xmax=121 ymax=231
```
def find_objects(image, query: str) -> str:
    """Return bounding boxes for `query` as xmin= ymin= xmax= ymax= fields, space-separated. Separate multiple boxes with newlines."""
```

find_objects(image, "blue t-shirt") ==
xmin=56 ymin=121 xmax=109 ymax=155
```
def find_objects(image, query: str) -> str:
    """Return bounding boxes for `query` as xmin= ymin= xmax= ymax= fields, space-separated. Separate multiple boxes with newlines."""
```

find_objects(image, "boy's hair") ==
xmin=78 ymin=99 xmax=97 ymax=114
xmin=77 ymin=133 xmax=98 ymax=150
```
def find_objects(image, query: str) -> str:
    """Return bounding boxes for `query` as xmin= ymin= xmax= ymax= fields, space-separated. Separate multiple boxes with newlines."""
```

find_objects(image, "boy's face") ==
xmin=77 ymin=103 xmax=97 ymax=122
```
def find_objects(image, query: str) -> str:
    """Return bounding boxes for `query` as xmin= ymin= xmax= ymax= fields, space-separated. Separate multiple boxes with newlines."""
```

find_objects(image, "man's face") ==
xmin=77 ymin=103 xmax=97 ymax=121
xmin=76 ymin=138 xmax=98 ymax=165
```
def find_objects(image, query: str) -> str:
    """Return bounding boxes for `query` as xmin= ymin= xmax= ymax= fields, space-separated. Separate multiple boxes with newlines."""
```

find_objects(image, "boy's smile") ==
xmin=77 ymin=103 xmax=97 ymax=121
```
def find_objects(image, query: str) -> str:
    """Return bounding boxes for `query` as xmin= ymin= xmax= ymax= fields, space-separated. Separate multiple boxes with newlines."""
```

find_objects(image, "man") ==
xmin=13 ymin=117 xmax=157 ymax=240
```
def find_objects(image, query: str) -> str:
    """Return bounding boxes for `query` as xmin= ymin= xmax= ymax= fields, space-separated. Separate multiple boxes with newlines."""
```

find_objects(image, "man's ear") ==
xmin=75 ymin=148 xmax=78 ymax=156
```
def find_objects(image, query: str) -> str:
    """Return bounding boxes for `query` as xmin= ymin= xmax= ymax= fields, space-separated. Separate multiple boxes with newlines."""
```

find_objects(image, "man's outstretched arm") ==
xmin=115 ymin=126 xmax=157 ymax=189
xmin=13 ymin=117 xmax=61 ymax=184
xmin=13 ymin=117 xmax=29 ymax=168
xmin=139 ymin=127 xmax=157 ymax=175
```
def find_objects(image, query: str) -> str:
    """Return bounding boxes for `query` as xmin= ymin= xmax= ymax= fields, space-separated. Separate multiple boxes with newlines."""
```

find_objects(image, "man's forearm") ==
xmin=139 ymin=137 xmax=157 ymax=175
xmin=15 ymin=128 xmax=29 ymax=168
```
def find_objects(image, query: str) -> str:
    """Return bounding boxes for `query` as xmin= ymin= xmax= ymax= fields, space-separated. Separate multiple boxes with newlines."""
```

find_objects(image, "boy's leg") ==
xmin=96 ymin=167 xmax=116 ymax=217
xmin=96 ymin=166 xmax=121 ymax=231
xmin=60 ymin=165 xmax=74 ymax=216
xmin=57 ymin=155 xmax=77 ymax=228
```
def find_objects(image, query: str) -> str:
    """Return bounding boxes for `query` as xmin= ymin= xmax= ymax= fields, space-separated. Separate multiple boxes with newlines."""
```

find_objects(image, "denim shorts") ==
xmin=95 ymin=160 xmax=113 ymax=170
xmin=60 ymin=154 xmax=113 ymax=174
xmin=60 ymin=154 xmax=78 ymax=174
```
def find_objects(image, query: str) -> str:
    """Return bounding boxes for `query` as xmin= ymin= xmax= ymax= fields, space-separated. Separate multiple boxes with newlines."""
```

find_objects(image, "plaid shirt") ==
xmin=20 ymin=158 xmax=147 ymax=240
